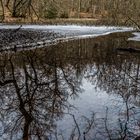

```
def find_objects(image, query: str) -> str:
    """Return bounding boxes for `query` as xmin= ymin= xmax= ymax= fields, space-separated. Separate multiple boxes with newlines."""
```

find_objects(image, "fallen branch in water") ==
xmin=116 ymin=47 xmax=140 ymax=53
xmin=12 ymin=25 xmax=22 ymax=33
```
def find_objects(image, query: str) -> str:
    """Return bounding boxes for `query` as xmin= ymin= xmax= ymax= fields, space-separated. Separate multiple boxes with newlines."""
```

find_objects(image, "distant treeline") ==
xmin=0 ymin=0 xmax=140 ymax=24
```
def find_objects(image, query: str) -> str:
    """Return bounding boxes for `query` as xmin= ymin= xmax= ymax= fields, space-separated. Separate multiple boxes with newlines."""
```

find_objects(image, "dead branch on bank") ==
xmin=125 ymin=16 xmax=140 ymax=31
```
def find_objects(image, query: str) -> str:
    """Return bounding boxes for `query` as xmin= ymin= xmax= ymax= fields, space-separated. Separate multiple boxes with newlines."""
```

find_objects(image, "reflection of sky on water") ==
xmin=57 ymin=78 xmax=126 ymax=138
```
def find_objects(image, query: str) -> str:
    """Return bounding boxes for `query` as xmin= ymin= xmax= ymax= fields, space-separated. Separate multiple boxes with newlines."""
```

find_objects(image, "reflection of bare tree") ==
xmin=44 ymin=33 xmax=140 ymax=139
xmin=43 ymin=33 xmax=140 ymax=140
xmin=0 ymin=32 xmax=140 ymax=139
xmin=0 ymin=50 xmax=81 ymax=140
xmin=81 ymin=34 xmax=140 ymax=139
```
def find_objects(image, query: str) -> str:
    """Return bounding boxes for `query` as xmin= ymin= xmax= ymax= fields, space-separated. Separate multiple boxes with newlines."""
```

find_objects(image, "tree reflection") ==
xmin=82 ymin=33 xmax=140 ymax=139
xmin=0 ymin=32 xmax=140 ymax=140
xmin=52 ymin=32 xmax=140 ymax=140
xmin=0 ymin=50 xmax=81 ymax=140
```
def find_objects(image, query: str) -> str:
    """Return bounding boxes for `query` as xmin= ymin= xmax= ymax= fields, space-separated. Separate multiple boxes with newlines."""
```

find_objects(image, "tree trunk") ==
xmin=0 ymin=0 xmax=4 ymax=21
xmin=78 ymin=0 xmax=81 ymax=18
xmin=23 ymin=119 xmax=32 ymax=140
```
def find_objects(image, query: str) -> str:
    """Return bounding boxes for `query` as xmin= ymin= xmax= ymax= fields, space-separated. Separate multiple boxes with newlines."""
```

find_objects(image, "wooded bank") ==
xmin=0 ymin=0 xmax=140 ymax=26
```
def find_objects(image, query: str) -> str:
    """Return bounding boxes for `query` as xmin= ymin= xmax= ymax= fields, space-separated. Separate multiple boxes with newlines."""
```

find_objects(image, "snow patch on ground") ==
xmin=128 ymin=32 xmax=140 ymax=41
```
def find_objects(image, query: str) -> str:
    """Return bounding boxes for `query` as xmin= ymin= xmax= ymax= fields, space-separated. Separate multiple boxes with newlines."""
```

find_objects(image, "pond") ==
xmin=0 ymin=26 xmax=140 ymax=140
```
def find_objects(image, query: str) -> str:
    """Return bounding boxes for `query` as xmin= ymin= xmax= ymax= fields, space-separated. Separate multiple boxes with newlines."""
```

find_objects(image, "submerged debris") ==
xmin=116 ymin=47 xmax=140 ymax=53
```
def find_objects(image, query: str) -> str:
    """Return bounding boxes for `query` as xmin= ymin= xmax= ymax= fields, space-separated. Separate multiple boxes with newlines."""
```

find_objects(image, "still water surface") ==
xmin=0 ymin=31 xmax=140 ymax=140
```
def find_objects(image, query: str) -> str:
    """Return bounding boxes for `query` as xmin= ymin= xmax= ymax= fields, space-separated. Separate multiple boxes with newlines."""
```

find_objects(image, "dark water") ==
xmin=0 ymin=32 xmax=140 ymax=140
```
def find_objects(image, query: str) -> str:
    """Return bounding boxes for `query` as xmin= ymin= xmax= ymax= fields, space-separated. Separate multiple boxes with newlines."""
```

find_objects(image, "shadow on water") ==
xmin=0 ymin=32 xmax=140 ymax=140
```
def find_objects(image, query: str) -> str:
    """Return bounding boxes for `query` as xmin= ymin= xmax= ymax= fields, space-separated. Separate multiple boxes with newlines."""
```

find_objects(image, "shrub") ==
xmin=60 ymin=12 xmax=69 ymax=18
xmin=44 ymin=5 xmax=58 ymax=19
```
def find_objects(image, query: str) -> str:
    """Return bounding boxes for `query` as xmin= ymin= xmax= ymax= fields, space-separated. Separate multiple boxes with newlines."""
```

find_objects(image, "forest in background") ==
xmin=0 ymin=0 xmax=140 ymax=26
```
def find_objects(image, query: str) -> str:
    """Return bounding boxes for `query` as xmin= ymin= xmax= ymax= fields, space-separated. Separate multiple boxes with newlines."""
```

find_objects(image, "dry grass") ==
xmin=2 ymin=17 xmax=101 ymax=25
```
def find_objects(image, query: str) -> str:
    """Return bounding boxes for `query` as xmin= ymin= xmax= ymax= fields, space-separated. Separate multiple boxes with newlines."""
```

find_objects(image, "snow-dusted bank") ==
xmin=0 ymin=25 xmax=136 ymax=52
xmin=0 ymin=25 xmax=133 ymax=37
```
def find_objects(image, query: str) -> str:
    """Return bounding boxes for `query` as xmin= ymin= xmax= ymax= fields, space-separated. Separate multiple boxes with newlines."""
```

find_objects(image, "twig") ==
xmin=66 ymin=113 xmax=81 ymax=140
xmin=104 ymin=107 xmax=112 ymax=140
xmin=125 ymin=16 xmax=140 ymax=31
xmin=13 ymin=25 xmax=23 ymax=33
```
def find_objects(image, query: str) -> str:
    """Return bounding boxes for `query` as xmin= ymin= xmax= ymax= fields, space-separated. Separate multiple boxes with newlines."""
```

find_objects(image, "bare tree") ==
xmin=0 ymin=0 xmax=4 ymax=21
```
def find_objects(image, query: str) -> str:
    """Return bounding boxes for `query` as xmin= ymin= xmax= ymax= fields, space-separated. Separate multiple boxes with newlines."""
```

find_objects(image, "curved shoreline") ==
xmin=0 ymin=25 xmax=134 ymax=52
